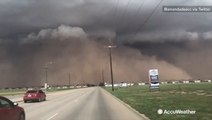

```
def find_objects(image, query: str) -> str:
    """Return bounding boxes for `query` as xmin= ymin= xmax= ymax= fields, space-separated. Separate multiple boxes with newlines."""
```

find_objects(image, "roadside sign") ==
xmin=149 ymin=69 xmax=160 ymax=89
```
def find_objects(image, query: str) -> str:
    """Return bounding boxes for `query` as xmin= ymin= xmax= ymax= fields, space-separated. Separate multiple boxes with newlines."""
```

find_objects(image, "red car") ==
xmin=23 ymin=90 xmax=46 ymax=103
xmin=0 ymin=96 xmax=25 ymax=120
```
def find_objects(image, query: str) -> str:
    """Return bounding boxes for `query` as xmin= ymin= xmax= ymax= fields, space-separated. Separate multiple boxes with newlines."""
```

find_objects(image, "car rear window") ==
xmin=26 ymin=90 xmax=38 ymax=93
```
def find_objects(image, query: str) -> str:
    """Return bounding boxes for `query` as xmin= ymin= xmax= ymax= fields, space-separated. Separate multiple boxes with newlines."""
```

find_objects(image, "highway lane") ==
xmin=16 ymin=87 xmax=147 ymax=120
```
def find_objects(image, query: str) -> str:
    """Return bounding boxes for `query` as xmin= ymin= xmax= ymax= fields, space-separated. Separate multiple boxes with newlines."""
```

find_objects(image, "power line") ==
xmin=89 ymin=1 xmax=120 ymax=32
xmin=128 ymin=0 xmax=145 ymax=29
xmin=113 ymin=0 xmax=120 ymax=31
xmin=134 ymin=0 xmax=164 ymax=36
xmin=133 ymin=0 xmax=146 ymax=19
xmin=114 ymin=0 xmax=146 ymax=43
xmin=122 ymin=0 xmax=146 ymax=34
xmin=117 ymin=0 xmax=133 ymax=27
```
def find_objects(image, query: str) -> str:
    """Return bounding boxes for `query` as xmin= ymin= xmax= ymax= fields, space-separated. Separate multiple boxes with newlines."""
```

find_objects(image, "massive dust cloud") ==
xmin=0 ymin=25 xmax=193 ymax=88
xmin=1 ymin=0 xmax=212 ymax=88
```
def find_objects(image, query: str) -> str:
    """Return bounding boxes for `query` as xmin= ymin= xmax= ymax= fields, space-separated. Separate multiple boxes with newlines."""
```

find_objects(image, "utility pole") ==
xmin=44 ymin=65 xmax=48 ymax=89
xmin=105 ymin=39 xmax=116 ymax=91
xmin=69 ymin=72 xmax=71 ymax=87
xmin=43 ymin=61 xmax=54 ymax=90
xmin=102 ymin=69 xmax=105 ymax=86
xmin=109 ymin=46 xmax=114 ymax=91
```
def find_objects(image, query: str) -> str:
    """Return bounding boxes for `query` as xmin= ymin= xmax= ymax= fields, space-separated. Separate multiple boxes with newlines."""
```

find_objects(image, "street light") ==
xmin=104 ymin=39 xmax=116 ymax=91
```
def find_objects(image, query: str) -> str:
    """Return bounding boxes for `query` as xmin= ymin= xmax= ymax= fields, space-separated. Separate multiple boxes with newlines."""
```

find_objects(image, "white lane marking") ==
xmin=47 ymin=113 xmax=58 ymax=120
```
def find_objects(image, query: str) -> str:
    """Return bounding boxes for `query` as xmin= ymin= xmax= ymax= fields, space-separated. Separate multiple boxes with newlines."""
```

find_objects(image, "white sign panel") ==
xmin=149 ymin=69 xmax=160 ymax=89
xmin=149 ymin=69 xmax=159 ymax=76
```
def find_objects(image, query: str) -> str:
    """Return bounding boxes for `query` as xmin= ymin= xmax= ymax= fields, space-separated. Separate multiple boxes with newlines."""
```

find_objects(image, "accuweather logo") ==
xmin=157 ymin=109 xmax=163 ymax=114
xmin=157 ymin=109 xmax=196 ymax=115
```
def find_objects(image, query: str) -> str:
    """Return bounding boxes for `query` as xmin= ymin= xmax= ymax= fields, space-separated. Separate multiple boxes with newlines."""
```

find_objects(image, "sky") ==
xmin=0 ymin=0 xmax=212 ymax=87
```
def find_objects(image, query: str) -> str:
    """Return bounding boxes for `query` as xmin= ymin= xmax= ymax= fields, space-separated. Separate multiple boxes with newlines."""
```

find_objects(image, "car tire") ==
xmin=24 ymin=100 xmax=27 ymax=103
xmin=19 ymin=112 xmax=25 ymax=120
xmin=38 ymin=98 xmax=41 ymax=102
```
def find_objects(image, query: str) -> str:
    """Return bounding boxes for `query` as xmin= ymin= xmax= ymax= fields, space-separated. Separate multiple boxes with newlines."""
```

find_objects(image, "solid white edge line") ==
xmin=101 ymin=88 xmax=150 ymax=120
xmin=47 ymin=113 xmax=58 ymax=120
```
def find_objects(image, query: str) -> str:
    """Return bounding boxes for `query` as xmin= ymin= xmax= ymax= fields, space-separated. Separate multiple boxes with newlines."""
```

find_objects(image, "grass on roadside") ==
xmin=0 ymin=87 xmax=75 ymax=96
xmin=0 ymin=88 xmax=27 ymax=96
xmin=105 ymin=83 xmax=212 ymax=120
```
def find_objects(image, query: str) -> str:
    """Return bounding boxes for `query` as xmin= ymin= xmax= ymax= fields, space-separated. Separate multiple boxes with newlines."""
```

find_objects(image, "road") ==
xmin=14 ymin=87 xmax=148 ymax=120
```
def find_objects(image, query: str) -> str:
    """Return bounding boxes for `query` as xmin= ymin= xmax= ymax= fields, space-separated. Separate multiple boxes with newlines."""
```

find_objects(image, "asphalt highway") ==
xmin=14 ymin=87 xmax=148 ymax=120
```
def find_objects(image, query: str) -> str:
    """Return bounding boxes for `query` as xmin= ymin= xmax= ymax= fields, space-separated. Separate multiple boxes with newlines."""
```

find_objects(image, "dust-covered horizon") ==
xmin=2 ymin=25 xmax=212 ymax=88
xmin=1 ymin=1 xmax=212 ymax=88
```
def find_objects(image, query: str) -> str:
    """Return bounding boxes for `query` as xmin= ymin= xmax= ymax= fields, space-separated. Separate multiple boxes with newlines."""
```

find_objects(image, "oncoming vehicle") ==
xmin=23 ymin=89 xmax=46 ymax=103
xmin=0 ymin=96 xmax=25 ymax=120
